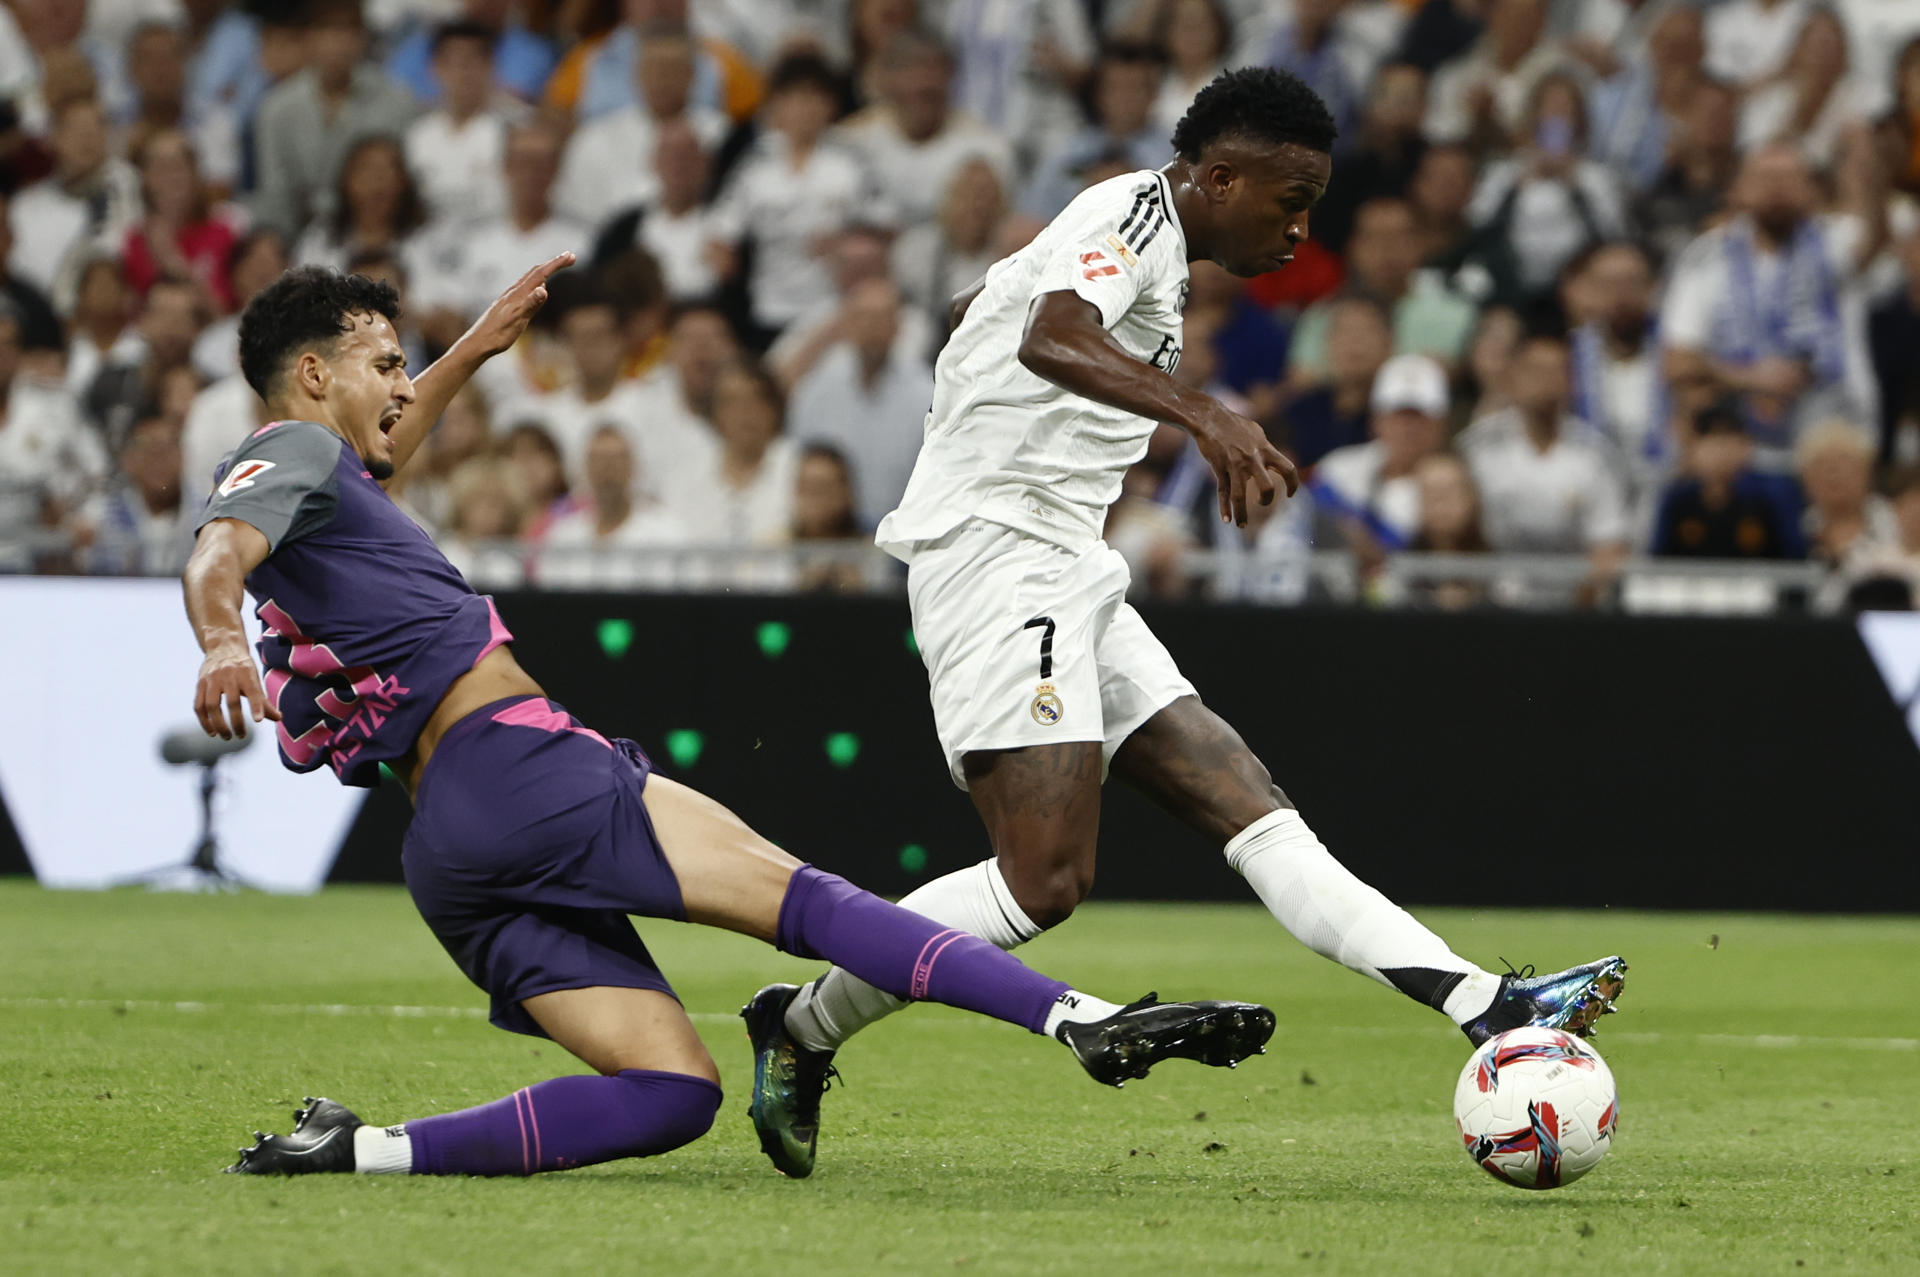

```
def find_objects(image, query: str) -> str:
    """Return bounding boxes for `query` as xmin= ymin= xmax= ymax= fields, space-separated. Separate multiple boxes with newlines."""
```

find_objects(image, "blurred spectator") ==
xmin=387 ymin=0 xmax=558 ymax=105
xmin=0 ymin=308 xmax=104 ymax=572
xmin=1875 ymin=37 xmax=1920 ymax=195
xmin=1466 ymin=72 xmax=1628 ymax=304
xmin=787 ymin=276 xmax=932 ymax=527
xmin=1635 ymin=77 xmax=1740 ymax=265
xmin=1149 ymin=0 xmax=1234 ymax=140
xmin=1738 ymin=7 xmax=1866 ymax=162
xmin=345 ymin=243 xmax=431 ymax=374
xmin=1425 ymin=0 xmax=1562 ymax=151
xmin=422 ymin=119 xmax=583 ymax=326
xmin=8 ymin=97 xmax=142 ymax=309
xmin=1313 ymin=353 xmax=1451 ymax=558
xmin=1704 ymin=0 xmax=1812 ymax=91
xmin=184 ymin=0 xmax=277 ymax=134
xmin=120 ymin=21 xmax=242 ymax=192
xmin=1663 ymin=140 xmax=1889 ymax=467
xmin=1314 ymin=62 xmax=1428 ymax=255
xmin=1274 ymin=294 xmax=1392 ymax=465
xmin=1459 ymin=332 xmax=1630 ymax=572
xmin=250 ymin=0 xmax=418 ymax=238
xmin=1868 ymin=227 xmax=1920 ymax=464
xmin=1797 ymin=417 xmax=1895 ymax=568
xmin=192 ymin=229 xmax=289 ymax=382
xmin=790 ymin=441 xmax=870 ymax=592
xmin=1652 ymin=399 xmax=1801 ymax=559
xmin=1566 ymin=241 xmax=1671 ymax=514
xmin=710 ymin=53 xmax=864 ymax=344
xmin=945 ymin=0 xmax=1096 ymax=168
xmin=681 ymin=359 xmax=798 ymax=545
xmin=845 ymin=0 xmax=919 ymax=107
xmin=1844 ymin=463 xmax=1920 ymax=600
xmin=1207 ymin=471 xmax=1318 ymax=604
xmin=500 ymin=420 xmax=575 ymax=542
xmin=122 ymin=129 xmax=242 ymax=315
xmin=437 ymin=455 xmax=529 ymax=589
xmin=293 ymin=135 xmax=429 ymax=283
xmin=1587 ymin=5 xmax=1705 ymax=195
xmin=539 ymin=423 xmax=692 ymax=589
xmin=1455 ymin=303 xmax=1524 ymax=428
xmin=76 ymin=412 xmax=192 ymax=575
xmin=588 ymin=118 xmax=722 ymax=304
xmin=387 ymin=384 xmax=495 ymax=532
xmin=1236 ymin=0 xmax=1369 ymax=144
xmin=1287 ymin=198 xmax=1476 ymax=379
xmin=892 ymin=157 xmax=1005 ymax=347
xmin=1394 ymin=450 xmax=1495 ymax=609
xmin=404 ymin=21 xmax=526 ymax=234
xmin=568 ymin=0 xmax=737 ymax=124
xmin=1391 ymin=0 xmax=1483 ymax=77
xmin=82 ymin=278 xmax=202 ymax=453
xmin=1412 ymin=141 xmax=1524 ymax=302
xmin=553 ymin=22 xmax=728 ymax=227
xmin=71 ymin=257 xmax=141 ymax=403
xmin=1022 ymin=43 xmax=1167 ymax=220
xmin=834 ymin=30 xmax=1014 ymax=235
xmin=0 ymin=191 xmax=66 ymax=355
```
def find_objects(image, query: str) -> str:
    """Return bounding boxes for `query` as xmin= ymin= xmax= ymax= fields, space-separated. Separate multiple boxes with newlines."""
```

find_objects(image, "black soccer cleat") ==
xmin=1056 ymin=993 xmax=1276 ymax=1088
xmin=740 ymin=983 xmax=840 ymax=1179
xmin=225 ymin=1097 xmax=363 ymax=1175
xmin=1461 ymin=956 xmax=1630 ymax=1047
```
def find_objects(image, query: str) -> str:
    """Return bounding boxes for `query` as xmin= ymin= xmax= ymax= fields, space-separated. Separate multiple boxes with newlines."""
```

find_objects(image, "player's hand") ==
xmin=195 ymin=646 xmax=281 ymax=741
xmin=467 ymin=252 xmax=575 ymax=358
xmin=1188 ymin=404 xmax=1298 ymax=526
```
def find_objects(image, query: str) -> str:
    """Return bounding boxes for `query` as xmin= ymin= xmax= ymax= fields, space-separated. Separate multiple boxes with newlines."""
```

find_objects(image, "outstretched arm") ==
xmin=385 ymin=252 xmax=576 ymax=477
xmin=183 ymin=517 xmax=277 ymax=740
xmin=1017 ymin=290 xmax=1298 ymax=526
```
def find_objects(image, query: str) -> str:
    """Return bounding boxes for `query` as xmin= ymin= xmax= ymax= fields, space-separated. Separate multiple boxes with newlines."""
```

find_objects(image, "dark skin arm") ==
xmin=384 ymin=252 xmax=575 ymax=478
xmin=1017 ymin=290 xmax=1298 ymax=525
xmin=182 ymin=517 xmax=279 ymax=740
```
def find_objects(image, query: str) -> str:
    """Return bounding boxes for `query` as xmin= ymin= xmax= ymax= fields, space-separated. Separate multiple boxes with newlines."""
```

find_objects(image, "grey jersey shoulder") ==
xmin=196 ymin=420 xmax=346 ymax=553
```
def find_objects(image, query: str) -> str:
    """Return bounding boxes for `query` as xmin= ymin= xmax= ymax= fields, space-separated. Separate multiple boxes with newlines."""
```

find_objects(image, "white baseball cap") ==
xmin=1370 ymin=353 xmax=1449 ymax=418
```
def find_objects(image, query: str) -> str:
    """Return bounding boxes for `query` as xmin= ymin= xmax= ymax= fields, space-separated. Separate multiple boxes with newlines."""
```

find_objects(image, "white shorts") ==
xmin=904 ymin=520 xmax=1198 ymax=789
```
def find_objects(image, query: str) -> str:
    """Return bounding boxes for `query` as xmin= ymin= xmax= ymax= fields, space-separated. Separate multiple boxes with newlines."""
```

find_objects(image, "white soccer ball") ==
xmin=1452 ymin=1026 xmax=1618 ymax=1190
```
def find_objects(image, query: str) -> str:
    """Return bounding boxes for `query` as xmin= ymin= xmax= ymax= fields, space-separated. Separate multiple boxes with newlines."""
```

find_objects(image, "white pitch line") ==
xmin=3 ymin=997 xmax=1915 ymax=1051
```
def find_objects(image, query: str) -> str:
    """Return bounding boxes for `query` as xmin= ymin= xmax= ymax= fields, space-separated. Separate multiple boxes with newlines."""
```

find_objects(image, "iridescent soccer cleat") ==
xmin=740 ymin=983 xmax=840 ymax=1179
xmin=1055 ymin=993 xmax=1276 ymax=1088
xmin=225 ymin=1097 xmax=363 ymax=1174
xmin=1461 ymin=957 xmax=1629 ymax=1047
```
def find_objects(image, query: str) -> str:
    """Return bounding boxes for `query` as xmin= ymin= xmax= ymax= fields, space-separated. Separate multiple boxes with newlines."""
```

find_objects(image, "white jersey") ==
xmin=875 ymin=169 xmax=1191 ymax=557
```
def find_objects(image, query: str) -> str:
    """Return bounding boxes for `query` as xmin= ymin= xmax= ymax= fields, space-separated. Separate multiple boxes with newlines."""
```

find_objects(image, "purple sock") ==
xmin=775 ymin=866 xmax=1070 ymax=1035
xmin=405 ymin=1069 xmax=721 ymax=1176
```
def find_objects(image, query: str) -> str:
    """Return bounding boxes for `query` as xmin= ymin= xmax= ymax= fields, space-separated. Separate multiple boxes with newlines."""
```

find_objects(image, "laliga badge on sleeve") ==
xmin=1030 ymin=683 xmax=1064 ymax=726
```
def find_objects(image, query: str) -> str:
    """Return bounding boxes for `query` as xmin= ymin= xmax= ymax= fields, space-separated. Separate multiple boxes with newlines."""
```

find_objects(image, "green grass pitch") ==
xmin=1 ymin=881 xmax=1915 ymax=1275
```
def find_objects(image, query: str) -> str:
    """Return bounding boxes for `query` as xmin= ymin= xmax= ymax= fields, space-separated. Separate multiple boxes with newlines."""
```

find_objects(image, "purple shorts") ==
xmin=402 ymin=695 xmax=683 ymax=1037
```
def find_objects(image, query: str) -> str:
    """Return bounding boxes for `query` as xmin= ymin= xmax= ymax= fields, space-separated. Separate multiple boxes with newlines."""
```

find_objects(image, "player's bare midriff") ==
xmin=397 ymin=644 xmax=544 ymax=795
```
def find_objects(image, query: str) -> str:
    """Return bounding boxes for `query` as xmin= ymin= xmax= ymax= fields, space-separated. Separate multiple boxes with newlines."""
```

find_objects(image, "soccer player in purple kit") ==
xmin=189 ymin=258 xmax=1277 ymax=1179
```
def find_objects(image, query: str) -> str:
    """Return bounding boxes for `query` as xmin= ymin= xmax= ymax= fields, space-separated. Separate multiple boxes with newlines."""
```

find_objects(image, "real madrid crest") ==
xmin=1030 ymin=682 xmax=1064 ymax=726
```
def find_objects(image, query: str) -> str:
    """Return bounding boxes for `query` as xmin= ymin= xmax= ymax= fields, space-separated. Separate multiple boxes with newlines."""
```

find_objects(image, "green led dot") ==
xmin=756 ymin=621 xmax=792 ymax=659
xmin=664 ymin=729 xmax=705 ymax=768
xmin=904 ymin=628 xmax=919 ymax=655
xmin=597 ymin=618 xmax=635 ymax=660
xmin=824 ymin=732 xmax=861 ymax=769
xmin=898 ymin=844 xmax=929 ymax=874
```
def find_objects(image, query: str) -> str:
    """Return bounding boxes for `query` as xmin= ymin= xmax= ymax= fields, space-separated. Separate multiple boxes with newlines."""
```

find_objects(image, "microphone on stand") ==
xmin=159 ymin=728 xmax=255 ymax=766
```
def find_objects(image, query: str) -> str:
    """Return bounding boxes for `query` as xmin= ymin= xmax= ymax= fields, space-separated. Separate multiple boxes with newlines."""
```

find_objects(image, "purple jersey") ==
xmin=196 ymin=419 xmax=512 ymax=787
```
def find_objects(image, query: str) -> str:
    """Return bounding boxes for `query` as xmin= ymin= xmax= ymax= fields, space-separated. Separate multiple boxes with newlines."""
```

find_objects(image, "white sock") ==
xmin=784 ymin=858 xmax=1043 ymax=1053
xmin=1042 ymin=988 xmax=1125 ymax=1037
xmin=1225 ymin=809 xmax=1500 ymax=1025
xmin=352 ymin=1123 xmax=413 ymax=1174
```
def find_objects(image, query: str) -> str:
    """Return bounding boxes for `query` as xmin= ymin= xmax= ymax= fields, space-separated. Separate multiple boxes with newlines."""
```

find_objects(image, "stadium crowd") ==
xmin=1 ymin=0 xmax=1918 ymax=609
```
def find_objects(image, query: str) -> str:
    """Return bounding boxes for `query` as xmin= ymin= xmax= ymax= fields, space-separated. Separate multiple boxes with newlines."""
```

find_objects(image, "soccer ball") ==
xmin=1452 ymin=1027 xmax=1618 ymax=1190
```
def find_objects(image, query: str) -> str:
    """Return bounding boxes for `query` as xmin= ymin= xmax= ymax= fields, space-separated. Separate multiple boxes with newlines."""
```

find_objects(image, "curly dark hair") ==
xmin=238 ymin=265 xmax=401 ymax=400
xmin=1171 ymin=67 xmax=1338 ymax=162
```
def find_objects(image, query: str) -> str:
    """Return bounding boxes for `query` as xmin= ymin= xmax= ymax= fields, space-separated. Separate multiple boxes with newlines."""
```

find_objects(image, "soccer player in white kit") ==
xmin=741 ymin=69 xmax=1628 ymax=1178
